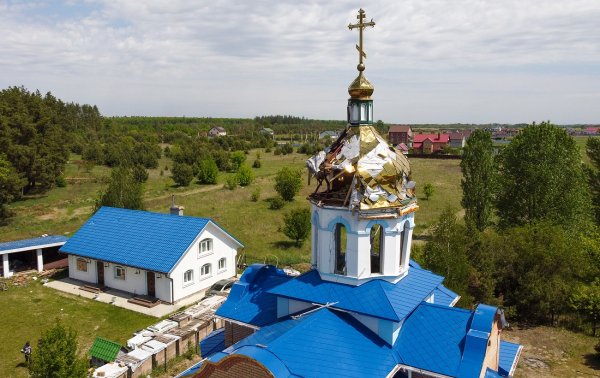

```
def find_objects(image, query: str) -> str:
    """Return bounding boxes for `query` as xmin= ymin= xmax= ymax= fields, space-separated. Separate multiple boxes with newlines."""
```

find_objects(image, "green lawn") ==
xmin=0 ymin=276 xmax=154 ymax=378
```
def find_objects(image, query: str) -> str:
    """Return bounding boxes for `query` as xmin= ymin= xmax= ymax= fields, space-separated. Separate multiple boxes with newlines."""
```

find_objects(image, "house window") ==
xmin=218 ymin=258 xmax=226 ymax=271
xmin=334 ymin=224 xmax=347 ymax=275
xmin=114 ymin=266 xmax=126 ymax=280
xmin=183 ymin=269 xmax=194 ymax=285
xmin=199 ymin=238 xmax=213 ymax=256
xmin=76 ymin=258 xmax=88 ymax=272
xmin=200 ymin=263 xmax=212 ymax=278
xmin=370 ymin=224 xmax=384 ymax=274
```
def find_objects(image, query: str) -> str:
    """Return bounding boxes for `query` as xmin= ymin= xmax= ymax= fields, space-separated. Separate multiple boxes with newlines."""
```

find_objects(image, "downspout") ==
xmin=170 ymin=276 xmax=175 ymax=304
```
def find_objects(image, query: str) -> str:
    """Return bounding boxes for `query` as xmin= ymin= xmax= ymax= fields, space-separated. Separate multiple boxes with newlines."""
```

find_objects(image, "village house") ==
xmin=412 ymin=133 xmax=450 ymax=154
xmin=192 ymin=9 xmax=521 ymax=378
xmin=388 ymin=124 xmax=413 ymax=145
xmin=259 ymin=127 xmax=274 ymax=136
xmin=318 ymin=130 xmax=341 ymax=140
xmin=448 ymin=130 xmax=472 ymax=148
xmin=59 ymin=206 xmax=243 ymax=304
xmin=207 ymin=127 xmax=226 ymax=138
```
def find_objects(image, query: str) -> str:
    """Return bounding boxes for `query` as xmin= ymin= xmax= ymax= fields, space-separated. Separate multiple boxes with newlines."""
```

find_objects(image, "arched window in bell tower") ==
xmin=334 ymin=224 xmax=347 ymax=275
xmin=370 ymin=224 xmax=384 ymax=274
xmin=399 ymin=221 xmax=410 ymax=269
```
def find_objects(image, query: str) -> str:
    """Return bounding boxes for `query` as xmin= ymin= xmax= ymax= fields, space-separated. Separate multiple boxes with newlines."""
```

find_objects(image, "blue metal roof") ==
xmin=0 ymin=235 xmax=68 ymax=253
xmin=219 ymin=308 xmax=399 ymax=378
xmin=60 ymin=207 xmax=242 ymax=273
xmin=396 ymin=302 xmax=473 ymax=376
xmin=499 ymin=340 xmax=522 ymax=377
xmin=267 ymin=265 xmax=444 ymax=321
xmin=434 ymin=284 xmax=460 ymax=306
xmin=199 ymin=329 xmax=225 ymax=358
xmin=216 ymin=264 xmax=293 ymax=327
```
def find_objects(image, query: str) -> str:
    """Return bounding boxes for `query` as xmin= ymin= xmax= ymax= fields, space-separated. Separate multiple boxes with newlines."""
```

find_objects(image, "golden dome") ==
xmin=348 ymin=72 xmax=374 ymax=99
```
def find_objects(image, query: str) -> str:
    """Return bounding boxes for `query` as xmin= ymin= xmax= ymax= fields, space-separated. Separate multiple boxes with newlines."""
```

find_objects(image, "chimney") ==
xmin=170 ymin=194 xmax=184 ymax=216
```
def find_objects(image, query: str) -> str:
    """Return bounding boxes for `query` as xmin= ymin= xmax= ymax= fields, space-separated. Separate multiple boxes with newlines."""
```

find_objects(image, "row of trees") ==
xmin=421 ymin=122 xmax=599 ymax=334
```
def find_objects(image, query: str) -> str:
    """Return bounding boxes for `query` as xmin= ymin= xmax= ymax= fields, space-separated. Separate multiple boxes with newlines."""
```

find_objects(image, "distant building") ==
xmin=208 ymin=127 xmax=226 ymax=138
xmin=388 ymin=125 xmax=413 ymax=145
xmin=412 ymin=133 xmax=450 ymax=154
xmin=60 ymin=206 xmax=243 ymax=304
xmin=396 ymin=142 xmax=409 ymax=154
xmin=448 ymin=130 xmax=472 ymax=148
xmin=259 ymin=127 xmax=274 ymax=136
xmin=319 ymin=130 xmax=341 ymax=140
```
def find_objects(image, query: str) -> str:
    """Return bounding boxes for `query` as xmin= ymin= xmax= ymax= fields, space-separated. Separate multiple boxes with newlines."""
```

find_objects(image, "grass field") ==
xmin=0 ymin=273 xmax=154 ymax=378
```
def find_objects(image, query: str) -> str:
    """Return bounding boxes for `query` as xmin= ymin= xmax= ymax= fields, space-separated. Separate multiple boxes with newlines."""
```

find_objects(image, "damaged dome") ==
xmin=307 ymin=125 xmax=418 ymax=216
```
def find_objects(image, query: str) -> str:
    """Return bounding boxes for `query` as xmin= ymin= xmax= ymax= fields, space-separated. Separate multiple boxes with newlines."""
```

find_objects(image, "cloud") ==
xmin=1 ymin=0 xmax=599 ymax=123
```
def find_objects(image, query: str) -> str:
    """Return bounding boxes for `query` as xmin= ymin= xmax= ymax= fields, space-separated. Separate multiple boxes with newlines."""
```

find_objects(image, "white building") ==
xmin=59 ymin=206 xmax=243 ymax=304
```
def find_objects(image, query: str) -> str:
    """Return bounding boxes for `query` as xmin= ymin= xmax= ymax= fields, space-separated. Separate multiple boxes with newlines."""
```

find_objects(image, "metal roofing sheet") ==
xmin=0 ymin=235 xmax=68 ymax=253
xmin=89 ymin=337 xmax=121 ymax=362
xmin=267 ymin=265 xmax=444 ymax=321
xmin=60 ymin=207 xmax=241 ymax=273
xmin=499 ymin=340 xmax=522 ymax=377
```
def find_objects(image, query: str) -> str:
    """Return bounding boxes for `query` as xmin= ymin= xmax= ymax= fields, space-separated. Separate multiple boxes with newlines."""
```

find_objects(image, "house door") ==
xmin=147 ymin=272 xmax=155 ymax=297
xmin=97 ymin=261 xmax=104 ymax=286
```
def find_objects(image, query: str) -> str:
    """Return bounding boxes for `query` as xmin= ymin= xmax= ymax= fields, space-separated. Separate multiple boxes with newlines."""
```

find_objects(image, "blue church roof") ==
xmin=60 ymin=207 xmax=243 ymax=273
xmin=267 ymin=265 xmax=443 ymax=322
xmin=0 ymin=235 xmax=68 ymax=253
xmin=499 ymin=340 xmax=522 ymax=377
xmin=433 ymin=284 xmax=460 ymax=306
xmin=216 ymin=264 xmax=293 ymax=327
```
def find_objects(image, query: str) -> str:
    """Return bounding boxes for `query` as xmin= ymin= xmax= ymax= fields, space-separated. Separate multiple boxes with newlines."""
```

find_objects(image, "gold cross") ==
xmin=348 ymin=8 xmax=375 ymax=68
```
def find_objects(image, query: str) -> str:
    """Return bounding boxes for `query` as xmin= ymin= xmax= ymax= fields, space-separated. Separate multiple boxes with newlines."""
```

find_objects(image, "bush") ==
xmin=171 ymin=162 xmax=194 ymax=186
xmin=198 ymin=158 xmax=219 ymax=184
xmin=251 ymin=187 xmax=261 ymax=202
xmin=269 ymin=197 xmax=285 ymax=210
xmin=236 ymin=164 xmax=254 ymax=187
xmin=252 ymin=159 xmax=262 ymax=168
xmin=423 ymin=183 xmax=434 ymax=200
xmin=282 ymin=208 xmax=311 ymax=246
xmin=225 ymin=175 xmax=238 ymax=190
xmin=230 ymin=151 xmax=246 ymax=171
xmin=265 ymin=147 xmax=272 ymax=153
xmin=55 ymin=175 xmax=66 ymax=188
xmin=275 ymin=167 xmax=303 ymax=201
xmin=132 ymin=164 xmax=149 ymax=183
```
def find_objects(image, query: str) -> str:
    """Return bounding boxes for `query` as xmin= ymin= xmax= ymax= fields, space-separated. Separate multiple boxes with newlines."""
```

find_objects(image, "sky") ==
xmin=1 ymin=0 xmax=599 ymax=124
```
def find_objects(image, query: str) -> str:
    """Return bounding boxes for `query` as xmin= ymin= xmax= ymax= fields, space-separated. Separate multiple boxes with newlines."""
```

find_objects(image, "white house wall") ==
xmin=103 ymin=263 xmax=147 ymax=296
xmin=68 ymin=255 xmax=97 ymax=283
xmin=155 ymin=276 xmax=172 ymax=303
xmin=170 ymin=222 xmax=238 ymax=303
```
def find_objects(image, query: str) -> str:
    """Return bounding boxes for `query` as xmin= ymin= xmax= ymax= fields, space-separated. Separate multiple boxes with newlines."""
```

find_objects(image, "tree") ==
xmin=230 ymin=151 xmax=246 ymax=171
xmin=423 ymin=183 xmax=434 ymax=200
xmin=274 ymin=167 xmax=302 ymax=201
xmin=236 ymin=164 xmax=254 ymax=187
xmin=570 ymin=279 xmax=600 ymax=336
xmin=95 ymin=167 xmax=144 ymax=211
xmin=460 ymin=129 xmax=495 ymax=231
xmin=422 ymin=207 xmax=471 ymax=301
xmin=171 ymin=162 xmax=194 ymax=187
xmin=586 ymin=137 xmax=600 ymax=225
xmin=0 ymin=155 xmax=25 ymax=222
xmin=282 ymin=208 xmax=311 ymax=246
xmin=28 ymin=322 xmax=88 ymax=378
xmin=496 ymin=122 xmax=592 ymax=229
xmin=198 ymin=158 xmax=219 ymax=184
xmin=131 ymin=164 xmax=148 ymax=183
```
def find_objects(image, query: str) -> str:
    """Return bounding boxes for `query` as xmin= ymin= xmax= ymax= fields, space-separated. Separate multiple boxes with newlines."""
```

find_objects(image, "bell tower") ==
xmin=306 ymin=9 xmax=418 ymax=286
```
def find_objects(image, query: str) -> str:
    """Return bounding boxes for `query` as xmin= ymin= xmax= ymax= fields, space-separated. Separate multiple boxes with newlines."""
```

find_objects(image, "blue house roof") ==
xmin=267 ymin=265 xmax=443 ymax=321
xmin=60 ymin=207 xmax=243 ymax=273
xmin=396 ymin=302 xmax=473 ymax=376
xmin=0 ymin=235 xmax=68 ymax=253
xmin=215 ymin=308 xmax=399 ymax=378
xmin=216 ymin=264 xmax=292 ymax=327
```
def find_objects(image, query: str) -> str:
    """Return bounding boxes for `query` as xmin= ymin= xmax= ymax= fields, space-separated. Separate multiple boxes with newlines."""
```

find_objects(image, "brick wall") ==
xmin=223 ymin=321 xmax=255 ymax=347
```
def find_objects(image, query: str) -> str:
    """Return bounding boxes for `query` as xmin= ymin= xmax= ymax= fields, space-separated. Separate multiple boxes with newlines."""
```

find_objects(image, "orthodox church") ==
xmin=194 ymin=9 xmax=522 ymax=378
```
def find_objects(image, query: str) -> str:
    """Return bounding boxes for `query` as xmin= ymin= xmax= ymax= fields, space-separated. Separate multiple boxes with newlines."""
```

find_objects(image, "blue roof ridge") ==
xmin=417 ymin=301 xmax=473 ymax=314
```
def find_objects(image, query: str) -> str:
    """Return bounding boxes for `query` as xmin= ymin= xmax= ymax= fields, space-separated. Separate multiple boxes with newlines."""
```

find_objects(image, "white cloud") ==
xmin=1 ymin=0 xmax=599 ymax=123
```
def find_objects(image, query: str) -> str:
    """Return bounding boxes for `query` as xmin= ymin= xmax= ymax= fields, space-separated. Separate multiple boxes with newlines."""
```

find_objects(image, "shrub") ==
xmin=252 ymin=159 xmax=262 ymax=168
xmin=423 ymin=183 xmax=434 ymax=200
xmin=230 ymin=151 xmax=246 ymax=171
xmin=225 ymin=175 xmax=238 ymax=190
xmin=55 ymin=175 xmax=66 ymax=188
xmin=236 ymin=164 xmax=254 ymax=187
xmin=269 ymin=197 xmax=285 ymax=210
xmin=198 ymin=158 xmax=219 ymax=184
xmin=251 ymin=187 xmax=261 ymax=202
xmin=171 ymin=162 xmax=194 ymax=186
xmin=275 ymin=167 xmax=303 ymax=201
xmin=282 ymin=208 xmax=311 ymax=246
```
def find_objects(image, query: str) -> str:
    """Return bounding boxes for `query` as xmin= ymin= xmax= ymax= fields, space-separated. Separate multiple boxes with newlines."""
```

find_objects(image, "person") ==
xmin=21 ymin=341 xmax=31 ymax=363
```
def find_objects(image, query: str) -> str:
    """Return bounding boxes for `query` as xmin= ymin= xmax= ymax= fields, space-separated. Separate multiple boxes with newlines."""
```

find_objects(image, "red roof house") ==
xmin=412 ymin=133 xmax=450 ymax=154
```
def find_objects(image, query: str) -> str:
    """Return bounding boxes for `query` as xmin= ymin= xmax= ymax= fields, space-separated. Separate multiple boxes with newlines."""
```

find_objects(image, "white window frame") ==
xmin=114 ymin=266 xmax=126 ymax=280
xmin=218 ymin=257 xmax=226 ymax=272
xmin=76 ymin=258 xmax=88 ymax=272
xmin=200 ymin=263 xmax=212 ymax=280
xmin=199 ymin=238 xmax=214 ymax=257
xmin=183 ymin=269 xmax=194 ymax=287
